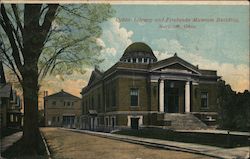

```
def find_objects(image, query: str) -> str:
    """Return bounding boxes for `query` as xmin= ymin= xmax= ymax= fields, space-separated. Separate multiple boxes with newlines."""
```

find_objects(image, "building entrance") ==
xmin=62 ymin=116 xmax=75 ymax=128
xmin=166 ymin=88 xmax=179 ymax=113
xmin=131 ymin=118 xmax=139 ymax=129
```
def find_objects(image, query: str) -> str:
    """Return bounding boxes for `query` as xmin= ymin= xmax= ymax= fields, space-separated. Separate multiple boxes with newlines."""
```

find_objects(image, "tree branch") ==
xmin=40 ymin=4 xmax=58 ymax=48
xmin=59 ymin=5 xmax=101 ymax=23
xmin=0 ymin=4 xmax=23 ymax=73
xmin=0 ymin=46 xmax=22 ymax=83
xmin=11 ymin=4 xmax=23 ymax=37
xmin=38 ymin=35 xmax=90 ymax=80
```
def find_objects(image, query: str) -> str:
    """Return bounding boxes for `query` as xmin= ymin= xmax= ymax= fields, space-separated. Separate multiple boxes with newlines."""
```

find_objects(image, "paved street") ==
xmin=41 ymin=128 xmax=212 ymax=159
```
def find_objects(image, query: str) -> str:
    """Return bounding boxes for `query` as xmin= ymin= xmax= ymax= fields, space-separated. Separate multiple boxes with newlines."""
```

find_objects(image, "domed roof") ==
xmin=120 ymin=42 xmax=157 ymax=63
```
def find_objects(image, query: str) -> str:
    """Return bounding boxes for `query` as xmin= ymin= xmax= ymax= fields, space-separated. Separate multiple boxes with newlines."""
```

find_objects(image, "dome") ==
xmin=120 ymin=42 xmax=157 ymax=63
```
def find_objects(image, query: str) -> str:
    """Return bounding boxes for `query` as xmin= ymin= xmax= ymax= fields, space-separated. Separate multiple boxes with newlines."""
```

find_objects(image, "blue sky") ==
xmin=118 ymin=5 xmax=248 ymax=65
xmin=42 ymin=4 xmax=249 ymax=97
xmin=96 ymin=4 xmax=249 ymax=92
xmin=104 ymin=5 xmax=249 ymax=66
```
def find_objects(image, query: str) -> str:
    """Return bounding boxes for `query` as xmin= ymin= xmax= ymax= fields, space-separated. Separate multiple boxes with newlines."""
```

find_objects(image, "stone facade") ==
xmin=80 ymin=42 xmax=220 ymax=131
xmin=44 ymin=90 xmax=81 ymax=128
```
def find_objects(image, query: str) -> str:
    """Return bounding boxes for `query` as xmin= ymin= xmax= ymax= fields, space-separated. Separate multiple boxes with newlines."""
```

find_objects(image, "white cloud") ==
xmin=101 ymin=47 xmax=117 ymax=56
xmin=152 ymin=38 xmax=249 ymax=92
xmin=185 ymin=53 xmax=249 ymax=92
xmin=39 ymin=18 xmax=134 ymax=102
xmin=98 ymin=18 xmax=134 ymax=70
xmin=96 ymin=38 xmax=106 ymax=48
xmin=152 ymin=38 xmax=184 ymax=56
xmin=153 ymin=50 xmax=172 ymax=60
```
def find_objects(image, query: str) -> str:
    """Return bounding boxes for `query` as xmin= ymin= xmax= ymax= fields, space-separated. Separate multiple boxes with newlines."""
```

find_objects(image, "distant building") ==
xmin=7 ymin=90 xmax=22 ymax=128
xmin=0 ymin=61 xmax=22 ymax=129
xmin=44 ymin=90 xmax=81 ymax=128
xmin=80 ymin=42 xmax=220 ymax=131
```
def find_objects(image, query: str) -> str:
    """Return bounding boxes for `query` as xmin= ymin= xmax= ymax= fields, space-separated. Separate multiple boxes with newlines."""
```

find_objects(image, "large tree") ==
xmin=217 ymin=79 xmax=250 ymax=131
xmin=0 ymin=4 xmax=113 ymax=154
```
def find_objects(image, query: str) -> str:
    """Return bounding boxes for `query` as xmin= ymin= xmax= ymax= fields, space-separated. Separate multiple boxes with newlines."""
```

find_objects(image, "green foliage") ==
xmin=38 ymin=4 xmax=114 ymax=79
xmin=217 ymin=79 xmax=250 ymax=131
xmin=1 ymin=4 xmax=114 ymax=81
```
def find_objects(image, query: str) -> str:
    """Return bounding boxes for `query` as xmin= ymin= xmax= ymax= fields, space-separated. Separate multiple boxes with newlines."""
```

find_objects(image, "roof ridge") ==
xmin=45 ymin=90 xmax=80 ymax=99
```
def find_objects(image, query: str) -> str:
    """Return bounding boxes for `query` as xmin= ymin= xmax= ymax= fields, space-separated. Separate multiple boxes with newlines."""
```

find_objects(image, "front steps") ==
xmin=162 ymin=113 xmax=208 ymax=130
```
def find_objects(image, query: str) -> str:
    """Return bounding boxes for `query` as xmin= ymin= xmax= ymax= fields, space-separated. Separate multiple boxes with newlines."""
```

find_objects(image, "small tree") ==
xmin=0 ymin=4 xmax=113 ymax=154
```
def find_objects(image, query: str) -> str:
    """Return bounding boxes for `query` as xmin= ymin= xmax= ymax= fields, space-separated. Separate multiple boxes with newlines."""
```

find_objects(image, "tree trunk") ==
xmin=21 ymin=62 xmax=39 ymax=154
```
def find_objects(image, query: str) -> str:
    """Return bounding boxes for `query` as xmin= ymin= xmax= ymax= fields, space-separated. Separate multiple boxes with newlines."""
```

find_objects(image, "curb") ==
xmin=40 ymin=131 xmax=51 ymax=159
xmin=62 ymin=128 xmax=224 ymax=159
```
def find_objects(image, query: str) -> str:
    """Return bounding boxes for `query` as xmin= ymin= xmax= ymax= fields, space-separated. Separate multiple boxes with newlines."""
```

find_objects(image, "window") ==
xmin=57 ymin=116 xmax=60 ymax=122
xmin=128 ymin=59 xmax=131 ymax=63
xmin=52 ymin=101 xmax=56 ymax=105
xmin=67 ymin=102 xmax=71 ymax=106
xmin=72 ymin=102 xmax=74 ymax=106
xmin=153 ymin=86 xmax=157 ymax=97
xmin=195 ymin=88 xmax=198 ymax=98
xmin=10 ymin=114 xmax=14 ymax=122
xmin=98 ymin=94 xmax=101 ymax=109
xmin=138 ymin=58 xmax=142 ymax=63
xmin=201 ymin=92 xmax=208 ymax=108
xmin=111 ymin=117 xmax=116 ymax=128
xmin=89 ymin=97 xmax=91 ymax=108
xmin=82 ymin=102 xmax=85 ymax=114
xmin=97 ymin=117 xmax=100 ymax=126
xmin=144 ymin=58 xmax=147 ymax=63
xmin=106 ymin=89 xmax=110 ymax=108
xmin=92 ymin=96 xmax=94 ymax=109
xmin=130 ymin=88 xmax=139 ymax=106
xmin=132 ymin=58 xmax=136 ymax=63
xmin=52 ymin=116 xmax=56 ymax=122
xmin=112 ymin=88 xmax=116 ymax=107
xmin=105 ymin=117 xmax=109 ymax=126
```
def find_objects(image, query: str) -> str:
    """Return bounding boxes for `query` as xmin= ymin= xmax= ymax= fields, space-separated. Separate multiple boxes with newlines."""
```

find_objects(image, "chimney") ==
xmin=44 ymin=91 xmax=48 ymax=97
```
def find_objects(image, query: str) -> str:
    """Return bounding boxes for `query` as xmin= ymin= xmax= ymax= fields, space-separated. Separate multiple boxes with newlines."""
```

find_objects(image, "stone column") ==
xmin=185 ymin=81 xmax=190 ymax=113
xmin=159 ymin=79 xmax=164 ymax=112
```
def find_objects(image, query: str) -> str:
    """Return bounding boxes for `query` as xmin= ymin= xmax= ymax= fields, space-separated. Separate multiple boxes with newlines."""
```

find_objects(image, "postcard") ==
xmin=0 ymin=1 xmax=249 ymax=159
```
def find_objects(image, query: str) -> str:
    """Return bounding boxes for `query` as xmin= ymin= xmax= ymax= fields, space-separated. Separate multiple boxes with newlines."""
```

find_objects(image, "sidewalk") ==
xmin=177 ymin=129 xmax=250 ymax=136
xmin=0 ymin=131 xmax=23 ymax=156
xmin=65 ymin=128 xmax=250 ymax=159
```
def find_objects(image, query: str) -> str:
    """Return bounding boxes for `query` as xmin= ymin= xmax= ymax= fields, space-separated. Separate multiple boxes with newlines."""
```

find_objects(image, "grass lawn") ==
xmin=114 ymin=128 xmax=249 ymax=148
xmin=41 ymin=128 xmax=211 ymax=159
xmin=0 ymin=127 xmax=22 ymax=139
